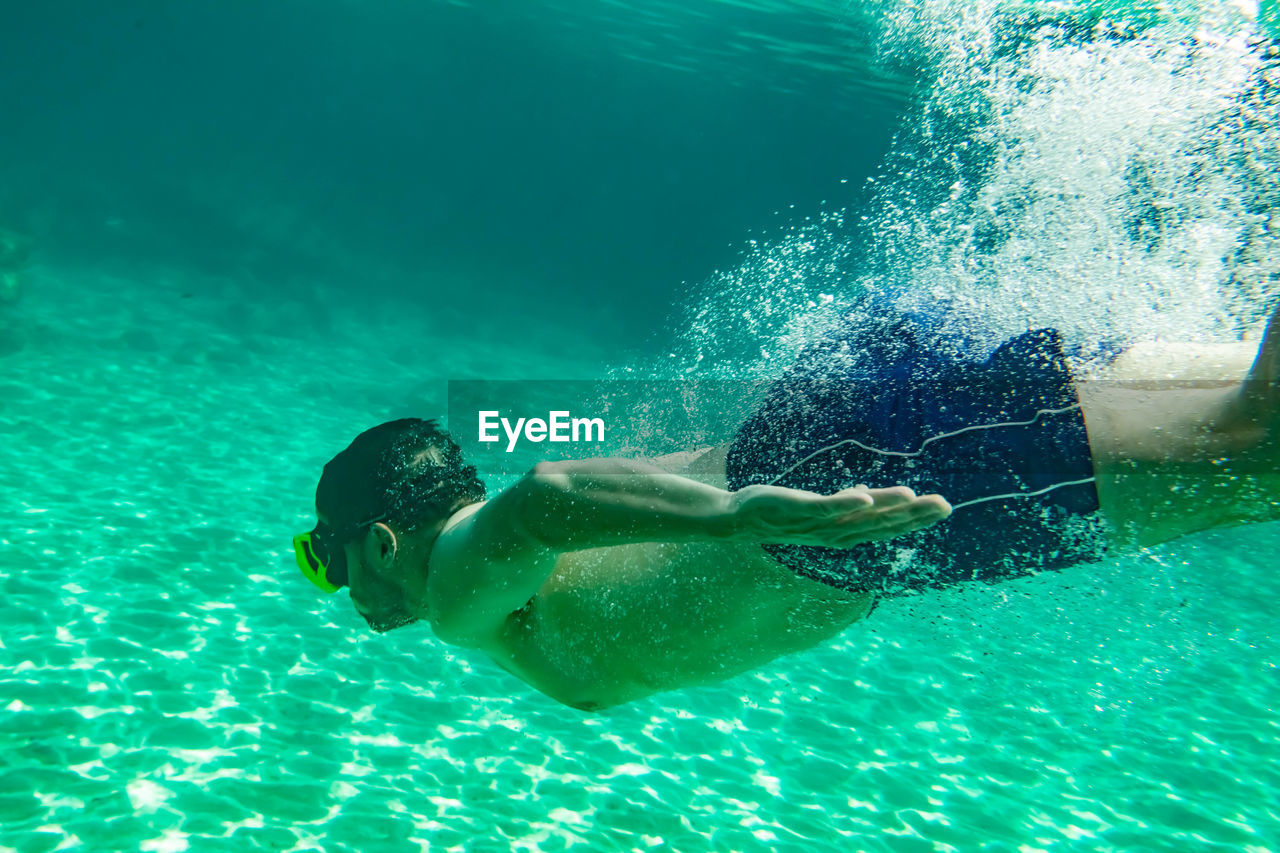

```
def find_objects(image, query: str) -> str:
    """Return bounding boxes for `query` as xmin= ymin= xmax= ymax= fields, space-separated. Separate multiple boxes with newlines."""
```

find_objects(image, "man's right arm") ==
xmin=427 ymin=457 xmax=747 ymax=645
xmin=426 ymin=458 xmax=950 ymax=646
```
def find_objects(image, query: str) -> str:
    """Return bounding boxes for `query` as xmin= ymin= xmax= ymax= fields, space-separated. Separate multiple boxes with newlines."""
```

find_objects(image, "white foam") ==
xmin=677 ymin=1 xmax=1278 ymax=377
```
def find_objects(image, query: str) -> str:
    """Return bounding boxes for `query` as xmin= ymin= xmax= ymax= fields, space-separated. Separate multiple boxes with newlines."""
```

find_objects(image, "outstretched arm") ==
xmin=426 ymin=457 xmax=950 ymax=644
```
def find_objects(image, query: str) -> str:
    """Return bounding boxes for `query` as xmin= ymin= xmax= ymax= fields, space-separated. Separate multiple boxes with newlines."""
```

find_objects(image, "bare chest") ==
xmin=493 ymin=540 xmax=873 ymax=706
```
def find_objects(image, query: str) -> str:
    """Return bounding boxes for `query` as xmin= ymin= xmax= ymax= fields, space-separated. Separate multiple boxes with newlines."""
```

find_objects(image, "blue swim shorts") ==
xmin=724 ymin=300 xmax=1110 ymax=596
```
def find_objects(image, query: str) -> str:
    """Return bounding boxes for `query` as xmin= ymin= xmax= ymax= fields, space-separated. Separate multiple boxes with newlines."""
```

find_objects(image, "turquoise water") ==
xmin=3 ymin=1 xmax=1279 ymax=851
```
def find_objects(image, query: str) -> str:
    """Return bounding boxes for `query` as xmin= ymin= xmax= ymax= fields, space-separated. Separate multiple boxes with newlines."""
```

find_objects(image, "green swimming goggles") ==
xmin=293 ymin=514 xmax=388 ymax=594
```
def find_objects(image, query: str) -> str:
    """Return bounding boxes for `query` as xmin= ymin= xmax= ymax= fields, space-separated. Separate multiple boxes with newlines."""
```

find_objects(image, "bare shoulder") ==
xmin=424 ymin=490 xmax=557 ymax=647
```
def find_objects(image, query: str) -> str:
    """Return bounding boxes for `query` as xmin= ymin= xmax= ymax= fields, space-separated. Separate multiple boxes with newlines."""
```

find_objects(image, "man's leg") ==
xmin=1078 ymin=305 xmax=1280 ymax=549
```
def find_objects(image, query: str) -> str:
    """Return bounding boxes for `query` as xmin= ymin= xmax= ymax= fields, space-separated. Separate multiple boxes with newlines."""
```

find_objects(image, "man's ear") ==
xmin=364 ymin=523 xmax=399 ymax=568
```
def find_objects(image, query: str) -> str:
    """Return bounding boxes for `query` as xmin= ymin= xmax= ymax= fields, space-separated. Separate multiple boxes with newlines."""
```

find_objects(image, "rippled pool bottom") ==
xmin=1 ymin=269 xmax=1277 ymax=852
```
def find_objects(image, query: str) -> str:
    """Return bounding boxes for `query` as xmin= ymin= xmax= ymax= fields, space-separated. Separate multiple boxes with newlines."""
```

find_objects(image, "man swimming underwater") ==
xmin=295 ymin=298 xmax=1280 ymax=711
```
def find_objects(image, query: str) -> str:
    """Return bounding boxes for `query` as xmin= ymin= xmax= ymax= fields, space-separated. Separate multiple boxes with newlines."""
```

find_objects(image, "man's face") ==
xmin=316 ymin=512 xmax=418 ymax=634
xmin=344 ymin=533 xmax=419 ymax=634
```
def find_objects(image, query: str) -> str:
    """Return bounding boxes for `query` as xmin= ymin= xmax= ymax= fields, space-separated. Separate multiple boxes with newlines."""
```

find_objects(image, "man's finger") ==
xmin=827 ymin=488 xmax=875 ymax=509
xmin=869 ymin=486 xmax=918 ymax=504
xmin=833 ymin=486 xmax=917 ymax=512
xmin=884 ymin=496 xmax=951 ymax=523
xmin=830 ymin=495 xmax=951 ymax=538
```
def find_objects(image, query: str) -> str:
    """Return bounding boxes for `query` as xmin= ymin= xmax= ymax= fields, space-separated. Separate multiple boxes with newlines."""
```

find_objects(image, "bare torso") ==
xmin=472 ymin=446 xmax=874 ymax=710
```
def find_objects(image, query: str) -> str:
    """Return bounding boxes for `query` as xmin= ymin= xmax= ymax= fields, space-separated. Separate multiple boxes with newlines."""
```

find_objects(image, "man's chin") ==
xmin=369 ymin=616 xmax=418 ymax=634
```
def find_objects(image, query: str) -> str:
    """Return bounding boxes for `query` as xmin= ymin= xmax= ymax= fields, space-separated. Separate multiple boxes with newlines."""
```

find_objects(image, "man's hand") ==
xmin=728 ymin=484 xmax=951 ymax=548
